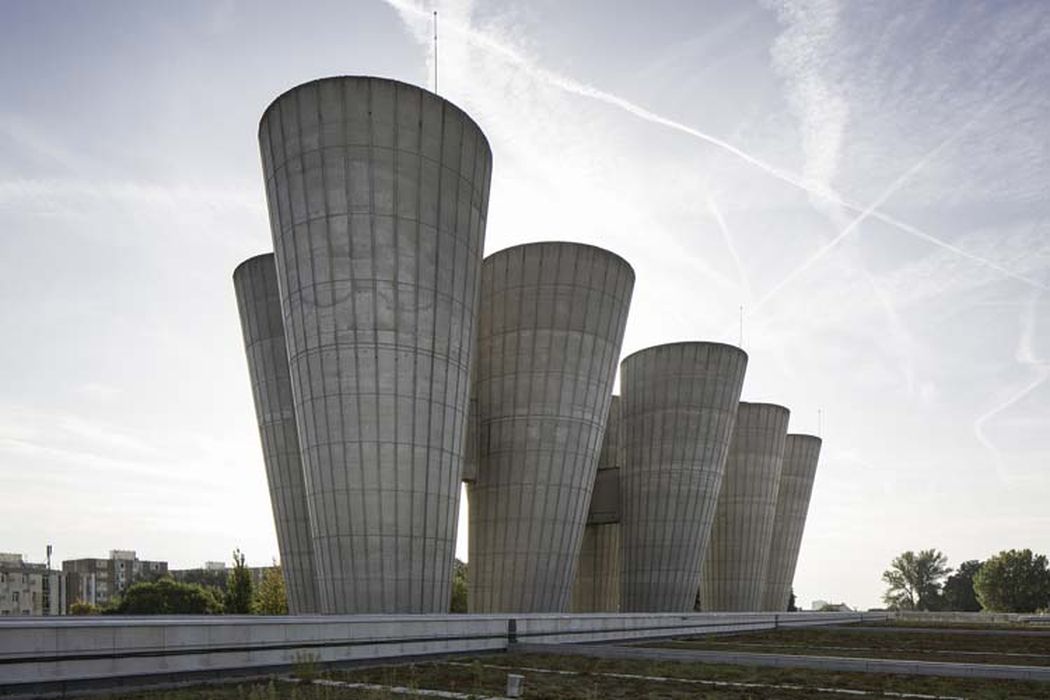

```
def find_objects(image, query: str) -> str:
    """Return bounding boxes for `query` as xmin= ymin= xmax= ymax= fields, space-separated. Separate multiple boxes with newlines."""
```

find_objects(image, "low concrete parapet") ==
xmin=895 ymin=611 xmax=1050 ymax=626
xmin=0 ymin=612 xmax=887 ymax=694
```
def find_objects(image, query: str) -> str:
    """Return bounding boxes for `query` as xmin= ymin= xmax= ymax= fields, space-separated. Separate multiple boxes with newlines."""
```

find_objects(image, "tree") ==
xmin=226 ymin=548 xmax=255 ymax=614
xmin=113 ymin=577 xmax=224 ymax=614
xmin=255 ymin=565 xmax=288 ymax=615
xmin=942 ymin=560 xmax=982 ymax=612
xmin=69 ymin=600 xmax=101 ymax=615
xmin=450 ymin=559 xmax=468 ymax=613
xmin=787 ymin=589 xmax=798 ymax=613
xmin=881 ymin=549 xmax=950 ymax=611
xmin=974 ymin=549 xmax=1050 ymax=613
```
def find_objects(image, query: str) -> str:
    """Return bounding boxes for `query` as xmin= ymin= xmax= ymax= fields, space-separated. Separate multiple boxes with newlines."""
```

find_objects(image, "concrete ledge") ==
xmin=895 ymin=611 xmax=1050 ymax=626
xmin=0 ymin=612 xmax=885 ymax=694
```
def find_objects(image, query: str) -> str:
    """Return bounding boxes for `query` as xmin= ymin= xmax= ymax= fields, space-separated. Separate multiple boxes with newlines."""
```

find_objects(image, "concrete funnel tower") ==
xmin=258 ymin=77 xmax=492 ymax=613
xmin=469 ymin=242 xmax=634 ymax=612
xmin=762 ymin=434 xmax=822 ymax=611
xmin=571 ymin=395 xmax=622 ymax=612
xmin=620 ymin=342 xmax=748 ymax=612
xmin=699 ymin=402 xmax=789 ymax=611
xmin=233 ymin=253 xmax=318 ymax=614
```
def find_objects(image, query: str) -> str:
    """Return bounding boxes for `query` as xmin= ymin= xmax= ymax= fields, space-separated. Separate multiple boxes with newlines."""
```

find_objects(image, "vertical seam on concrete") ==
xmin=313 ymin=81 xmax=344 ymax=615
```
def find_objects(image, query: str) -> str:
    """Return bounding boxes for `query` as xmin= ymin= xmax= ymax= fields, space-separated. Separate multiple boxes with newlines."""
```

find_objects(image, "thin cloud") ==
xmin=384 ymin=0 xmax=1043 ymax=292
xmin=973 ymin=290 xmax=1049 ymax=482
xmin=751 ymin=100 xmax=1009 ymax=316
xmin=0 ymin=178 xmax=259 ymax=214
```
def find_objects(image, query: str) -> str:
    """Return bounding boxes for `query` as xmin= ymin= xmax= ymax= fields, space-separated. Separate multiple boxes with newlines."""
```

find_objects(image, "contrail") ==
xmin=382 ymin=0 xmax=1046 ymax=291
xmin=705 ymin=191 xmax=752 ymax=301
xmin=973 ymin=291 xmax=1049 ymax=483
xmin=751 ymin=102 xmax=1008 ymax=314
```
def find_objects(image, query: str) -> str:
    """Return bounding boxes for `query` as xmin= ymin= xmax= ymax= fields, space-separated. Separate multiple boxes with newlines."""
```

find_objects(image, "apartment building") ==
xmin=0 ymin=553 xmax=65 ymax=616
xmin=62 ymin=550 xmax=167 ymax=610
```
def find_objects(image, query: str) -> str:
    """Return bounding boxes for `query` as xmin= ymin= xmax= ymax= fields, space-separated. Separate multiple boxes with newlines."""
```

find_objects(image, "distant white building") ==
xmin=812 ymin=599 xmax=853 ymax=612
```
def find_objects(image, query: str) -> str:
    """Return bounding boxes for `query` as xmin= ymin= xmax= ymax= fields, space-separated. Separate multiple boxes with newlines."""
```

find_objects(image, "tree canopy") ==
xmin=255 ymin=565 xmax=288 ymax=615
xmin=942 ymin=559 xmax=983 ymax=612
xmin=69 ymin=600 xmax=101 ymax=615
xmin=974 ymin=549 xmax=1050 ymax=613
xmin=450 ymin=559 xmax=468 ymax=613
xmin=881 ymin=549 xmax=950 ymax=611
xmin=111 ymin=577 xmax=224 ymax=615
xmin=225 ymin=548 xmax=255 ymax=614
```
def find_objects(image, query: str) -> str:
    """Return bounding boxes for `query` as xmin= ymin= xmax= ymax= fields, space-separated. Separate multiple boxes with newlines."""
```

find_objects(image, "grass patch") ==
xmin=329 ymin=651 xmax=1050 ymax=699
xmin=646 ymin=625 xmax=1050 ymax=662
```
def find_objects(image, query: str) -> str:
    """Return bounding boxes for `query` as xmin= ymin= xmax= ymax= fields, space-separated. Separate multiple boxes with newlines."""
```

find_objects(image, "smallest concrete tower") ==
xmin=763 ymin=434 xmax=822 ymax=611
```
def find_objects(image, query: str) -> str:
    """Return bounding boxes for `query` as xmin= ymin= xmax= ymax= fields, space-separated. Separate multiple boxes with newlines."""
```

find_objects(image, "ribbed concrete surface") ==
xmin=259 ymin=76 xmax=492 ymax=613
xmin=699 ymin=402 xmax=789 ymax=611
xmin=620 ymin=343 xmax=748 ymax=612
xmin=571 ymin=523 xmax=621 ymax=612
xmin=469 ymin=243 xmax=633 ymax=612
xmin=233 ymin=254 xmax=318 ymax=614
xmin=572 ymin=396 xmax=622 ymax=612
xmin=598 ymin=395 xmax=621 ymax=473
xmin=762 ymin=434 xmax=821 ymax=611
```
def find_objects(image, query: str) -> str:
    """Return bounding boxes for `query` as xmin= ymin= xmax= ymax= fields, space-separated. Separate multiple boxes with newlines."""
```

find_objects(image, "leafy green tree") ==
xmin=225 ymin=548 xmax=255 ymax=614
xmin=255 ymin=565 xmax=288 ymax=615
xmin=787 ymin=589 xmax=798 ymax=612
xmin=882 ymin=549 xmax=950 ymax=611
xmin=974 ymin=549 xmax=1050 ymax=613
xmin=113 ymin=577 xmax=224 ymax=614
xmin=942 ymin=560 xmax=982 ymax=612
xmin=69 ymin=600 xmax=101 ymax=615
xmin=450 ymin=559 xmax=468 ymax=613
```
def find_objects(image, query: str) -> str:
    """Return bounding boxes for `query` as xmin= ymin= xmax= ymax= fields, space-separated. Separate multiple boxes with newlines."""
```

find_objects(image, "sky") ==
xmin=0 ymin=0 xmax=1047 ymax=610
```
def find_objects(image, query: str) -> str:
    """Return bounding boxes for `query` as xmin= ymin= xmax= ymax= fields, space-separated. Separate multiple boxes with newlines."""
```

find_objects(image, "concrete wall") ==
xmin=585 ymin=468 xmax=620 ymax=525
xmin=700 ymin=402 xmax=789 ymax=612
xmin=571 ymin=524 xmax=620 ymax=612
xmin=620 ymin=343 xmax=748 ymax=612
xmin=0 ymin=611 xmax=889 ymax=694
xmin=895 ymin=611 xmax=1050 ymax=625
xmin=469 ymin=243 xmax=634 ymax=612
xmin=258 ymin=76 xmax=492 ymax=613
xmin=233 ymin=254 xmax=318 ymax=614
xmin=762 ymin=434 xmax=821 ymax=611
xmin=572 ymin=395 xmax=622 ymax=612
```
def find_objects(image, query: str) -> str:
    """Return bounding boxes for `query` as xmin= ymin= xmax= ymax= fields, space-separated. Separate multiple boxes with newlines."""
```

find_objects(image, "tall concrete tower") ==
xmin=762 ymin=433 xmax=822 ymax=611
xmin=233 ymin=253 xmax=318 ymax=614
xmin=699 ymin=402 xmax=789 ymax=611
xmin=571 ymin=395 xmax=622 ymax=612
xmin=258 ymin=77 xmax=492 ymax=613
xmin=469 ymin=242 xmax=633 ymax=612
xmin=620 ymin=342 xmax=748 ymax=612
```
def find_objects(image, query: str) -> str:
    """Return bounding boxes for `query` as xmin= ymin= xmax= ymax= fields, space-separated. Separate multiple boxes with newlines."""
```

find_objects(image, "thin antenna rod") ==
xmin=433 ymin=10 xmax=438 ymax=92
